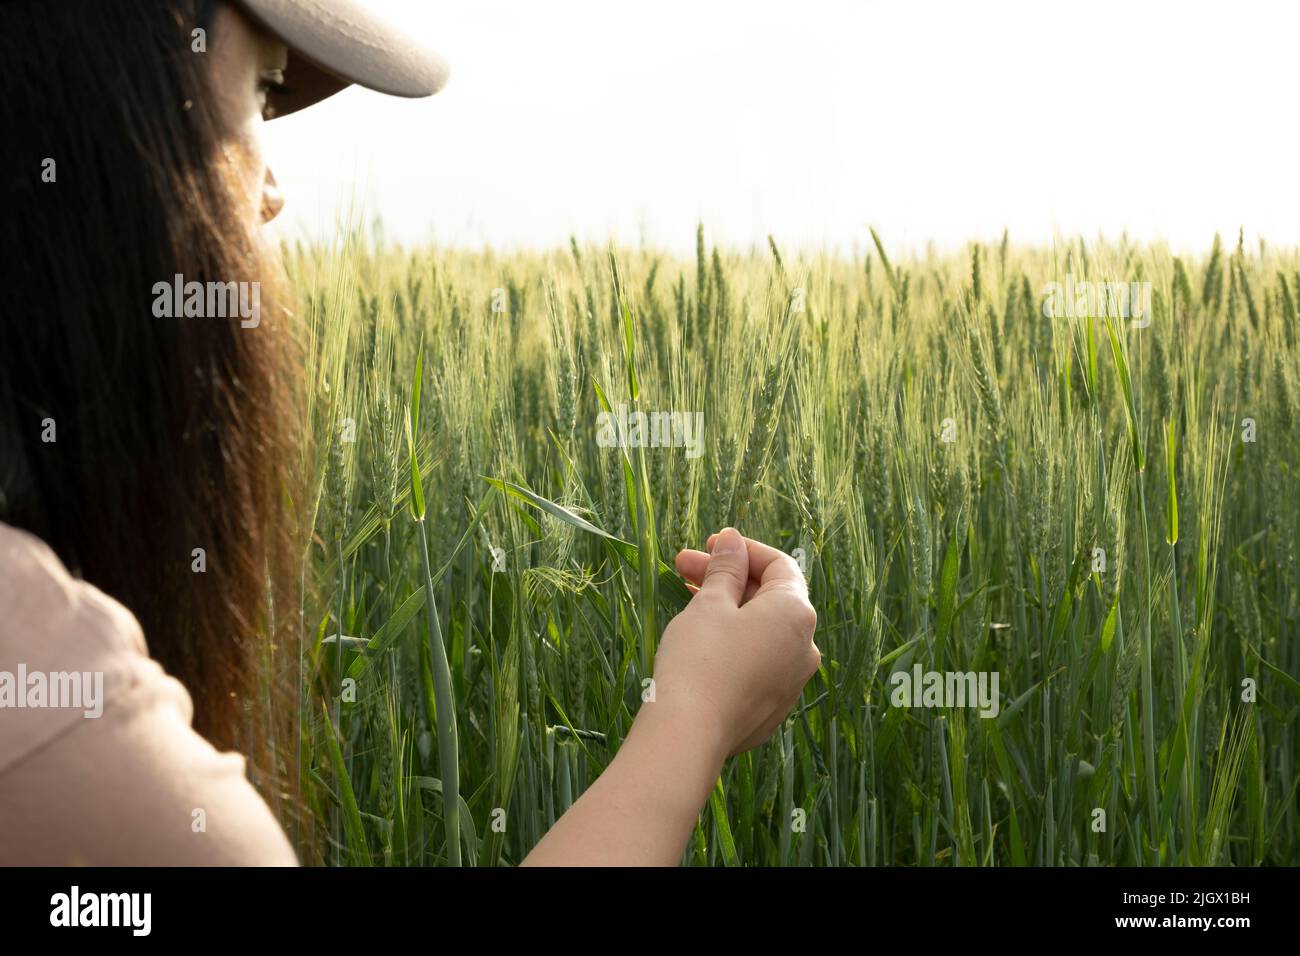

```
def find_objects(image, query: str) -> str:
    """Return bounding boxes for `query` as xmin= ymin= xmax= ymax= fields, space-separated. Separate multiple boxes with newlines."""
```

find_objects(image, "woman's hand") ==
xmin=520 ymin=528 xmax=818 ymax=865
xmin=657 ymin=527 xmax=821 ymax=757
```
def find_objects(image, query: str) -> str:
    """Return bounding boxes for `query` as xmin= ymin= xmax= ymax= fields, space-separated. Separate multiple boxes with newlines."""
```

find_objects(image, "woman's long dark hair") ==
xmin=0 ymin=0 xmax=303 ymax=815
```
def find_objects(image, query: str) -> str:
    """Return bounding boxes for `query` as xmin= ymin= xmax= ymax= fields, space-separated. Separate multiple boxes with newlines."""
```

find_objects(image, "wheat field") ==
xmin=274 ymin=227 xmax=1298 ymax=866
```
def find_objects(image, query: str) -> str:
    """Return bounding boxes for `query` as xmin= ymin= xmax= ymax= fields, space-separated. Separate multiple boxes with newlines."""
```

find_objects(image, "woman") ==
xmin=0 ymin=0 xmax=819 ymax=866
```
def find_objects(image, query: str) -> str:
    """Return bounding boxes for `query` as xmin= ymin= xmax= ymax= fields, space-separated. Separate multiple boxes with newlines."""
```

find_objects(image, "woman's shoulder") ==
xmin=0 ymin=520 xmax=150 ymax=657
xmin=0 ymin=520 xmax=160 ymax=772
xmin=0 ymin=522 xmax=298 ymax=864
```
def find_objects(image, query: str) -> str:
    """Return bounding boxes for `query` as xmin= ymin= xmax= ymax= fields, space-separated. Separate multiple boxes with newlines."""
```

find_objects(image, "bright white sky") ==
xmin=264 ymin=0 xmax=1300 ymax=257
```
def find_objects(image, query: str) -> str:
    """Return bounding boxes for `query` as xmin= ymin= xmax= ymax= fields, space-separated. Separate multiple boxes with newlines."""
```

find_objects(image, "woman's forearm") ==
xmin=520 ymin=702 xmax=727 ymax=866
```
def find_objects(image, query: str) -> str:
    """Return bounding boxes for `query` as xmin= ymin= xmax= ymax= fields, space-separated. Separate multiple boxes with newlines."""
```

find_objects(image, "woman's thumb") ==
xmin=699 ymin=527 xmax=750 ymax=606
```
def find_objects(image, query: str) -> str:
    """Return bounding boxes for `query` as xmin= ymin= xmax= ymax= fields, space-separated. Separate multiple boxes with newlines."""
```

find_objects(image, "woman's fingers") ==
xmin=678 ymin=531 xmax=806 ymax=603
xmin=675 ymin=548 xmax=760 ymax=603
xmin=705 ymin=532 xmax=808 ymax=598
xmin=673 ymin=548 xmax=709 ymax=580
xmin=705 ymin=531 xmax=800 ymax=582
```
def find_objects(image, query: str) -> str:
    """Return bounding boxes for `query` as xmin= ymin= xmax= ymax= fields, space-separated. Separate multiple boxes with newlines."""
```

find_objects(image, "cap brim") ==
xmin=234 ymin=0 xmax=450 ymax=118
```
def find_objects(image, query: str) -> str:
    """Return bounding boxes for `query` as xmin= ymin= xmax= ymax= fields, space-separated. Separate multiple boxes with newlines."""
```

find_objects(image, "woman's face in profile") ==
xmin=207 ymin=3 xmax=288 ymax=226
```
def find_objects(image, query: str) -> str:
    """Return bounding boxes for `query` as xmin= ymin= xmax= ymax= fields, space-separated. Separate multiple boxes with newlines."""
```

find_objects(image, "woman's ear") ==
xmin=261 ymin=166 xmax=284 ymax=223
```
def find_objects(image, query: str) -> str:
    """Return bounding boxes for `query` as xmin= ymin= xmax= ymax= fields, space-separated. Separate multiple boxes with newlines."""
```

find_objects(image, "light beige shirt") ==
xmin=0 ymin=522 xmax=297 ymax=865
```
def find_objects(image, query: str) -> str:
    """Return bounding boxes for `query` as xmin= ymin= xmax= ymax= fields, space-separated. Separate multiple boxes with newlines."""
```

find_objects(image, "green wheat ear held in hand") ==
xmin=520 ymin=528 xmax=820 ymax=865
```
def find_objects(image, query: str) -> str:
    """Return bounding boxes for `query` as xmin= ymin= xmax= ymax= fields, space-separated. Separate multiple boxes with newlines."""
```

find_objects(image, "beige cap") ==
xmin=234 ymin=0 xmax=450 ymax=117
